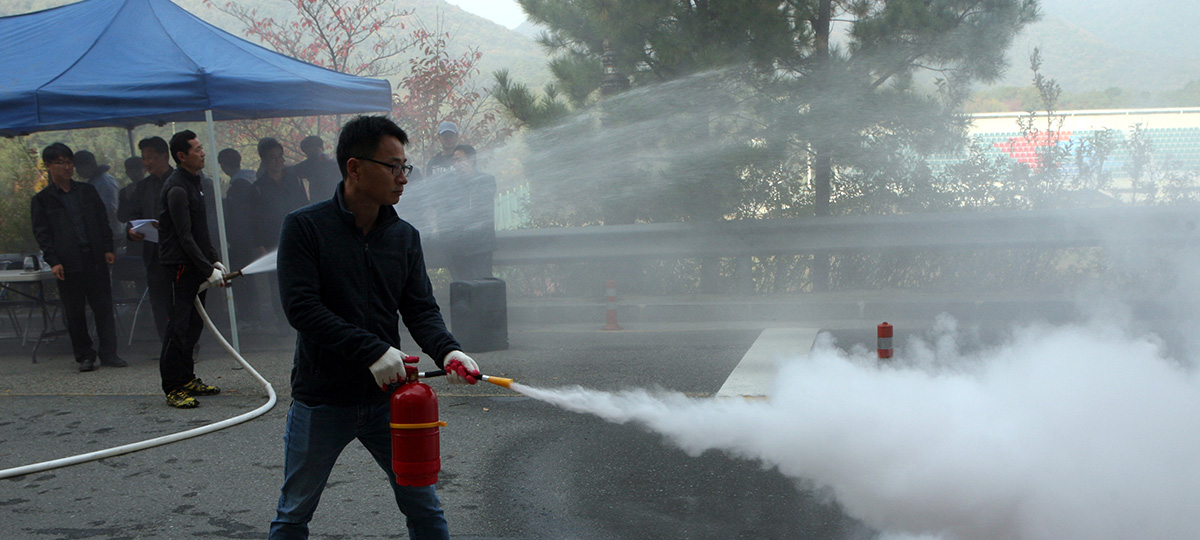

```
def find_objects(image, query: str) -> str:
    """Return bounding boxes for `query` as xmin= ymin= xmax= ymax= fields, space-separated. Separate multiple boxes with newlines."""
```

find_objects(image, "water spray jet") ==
xmin=217 ymin=250 xmax=276 ymax=285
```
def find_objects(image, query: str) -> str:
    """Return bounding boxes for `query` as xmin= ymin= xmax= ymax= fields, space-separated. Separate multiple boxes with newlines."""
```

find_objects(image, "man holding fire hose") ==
xmin=157 ymin=130 xmax=226 ymax=409
xmin=270 ymin=115 xmax=481 ymax=540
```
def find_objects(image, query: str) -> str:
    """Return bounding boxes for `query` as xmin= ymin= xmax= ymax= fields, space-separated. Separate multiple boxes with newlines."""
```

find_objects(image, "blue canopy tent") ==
xmin=0 ymin=0 xmax=391 ymax=135
xmin=0 ymin=0 xmax=392 ymax=350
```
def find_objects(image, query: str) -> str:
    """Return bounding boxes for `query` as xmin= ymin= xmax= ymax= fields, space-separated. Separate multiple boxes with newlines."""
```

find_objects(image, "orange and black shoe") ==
xmin=182 ymin=378 xmax=221 ymax=396
xmin=166 ymin=389 xmax=198 ymax=409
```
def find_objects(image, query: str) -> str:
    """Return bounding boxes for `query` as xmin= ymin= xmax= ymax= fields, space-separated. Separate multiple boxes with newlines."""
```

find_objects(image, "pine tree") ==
xmin=503 ymin=0 xmax=1040 ymax=218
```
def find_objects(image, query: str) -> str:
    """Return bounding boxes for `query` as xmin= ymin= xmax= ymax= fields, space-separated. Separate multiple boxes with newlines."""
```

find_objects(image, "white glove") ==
xmin=201 ymin=267 xmax=224 ymax=290
xmin=369 ymin=347 xmax=410 ymax=388
xmin=213 ymin=261 xmax=228 ymax=274
xmin=444 ymin=350 xmax=480 ymax=385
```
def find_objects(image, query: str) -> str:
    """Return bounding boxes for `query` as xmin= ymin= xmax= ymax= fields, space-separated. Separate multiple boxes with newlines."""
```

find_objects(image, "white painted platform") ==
xmin=716 ymin=328 xmax=820 ymax=398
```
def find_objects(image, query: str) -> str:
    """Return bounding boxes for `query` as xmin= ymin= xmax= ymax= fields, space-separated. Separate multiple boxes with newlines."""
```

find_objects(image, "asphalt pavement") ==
xmin=0 ymin=312 xmax=884 ymax=540
xmin=3 ymin=285 xmax=1138 ymax=540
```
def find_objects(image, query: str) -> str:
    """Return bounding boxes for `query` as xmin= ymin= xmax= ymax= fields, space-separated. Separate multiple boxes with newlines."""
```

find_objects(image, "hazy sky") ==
xmin=443 ymin=0 xmax=528 ymax=29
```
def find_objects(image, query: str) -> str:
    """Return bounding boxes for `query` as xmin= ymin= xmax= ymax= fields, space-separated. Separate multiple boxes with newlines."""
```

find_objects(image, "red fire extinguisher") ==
xmin=877 ymin=322 xmax=894 ymax=360
xmin=390 ymin=356 xmax=446 ymax=487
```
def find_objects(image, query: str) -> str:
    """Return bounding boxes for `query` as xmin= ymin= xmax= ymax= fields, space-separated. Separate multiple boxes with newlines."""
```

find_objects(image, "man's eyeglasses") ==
xmin=357 ymin=157 xmax=413 ymax=177
xmin=47 ymin=159 xmax=73 ymax=166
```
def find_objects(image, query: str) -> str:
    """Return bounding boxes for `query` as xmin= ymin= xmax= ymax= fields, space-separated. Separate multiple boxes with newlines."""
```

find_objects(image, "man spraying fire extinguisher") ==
xmin=270 ymin=115 xmax=481 ymax=540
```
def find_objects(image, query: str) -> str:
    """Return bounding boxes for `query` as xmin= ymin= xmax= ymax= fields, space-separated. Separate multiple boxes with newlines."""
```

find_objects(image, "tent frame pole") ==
xmin=126 ymin=127 xmax=136 ymax=158
xmin=204 ymin=110 xmax=241 ymax=360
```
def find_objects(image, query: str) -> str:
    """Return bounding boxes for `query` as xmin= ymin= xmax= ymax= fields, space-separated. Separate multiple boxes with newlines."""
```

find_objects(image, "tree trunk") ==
xmin=813 ymin=149 xmax=832 ymax=217
xmin=809 ymin=0 xmax=833 ymax=290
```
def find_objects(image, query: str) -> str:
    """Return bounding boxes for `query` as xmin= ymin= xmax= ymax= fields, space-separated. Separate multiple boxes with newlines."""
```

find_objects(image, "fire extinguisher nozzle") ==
xmin=417 ymin=370 xmax=513 ymax=388
xmin=480 ymin=375 xmax=513 ymax=388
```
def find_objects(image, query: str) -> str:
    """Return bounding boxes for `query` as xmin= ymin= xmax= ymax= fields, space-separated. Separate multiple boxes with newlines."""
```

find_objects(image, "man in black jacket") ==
xmin=116 ymin=136 xmax=174 ymax=342
xmin=255 ymin=137 xmax=308 ymax=331
xmin=290 ymin=135 xmax=341 ymax=202
xmin=218 ymin=148 xmax=266 ymax=327
xmin=254 ymin=137 xmax=309 ymax=250
xmin=156 ymin=130 xmax=226 ymax=409
xmin=30 ymin=143 xmax=125 ymax=372
xmin=269 ymin=115 xmax=481 ymax=540
xmin=444 ymin=144 xmax=496 ymax=281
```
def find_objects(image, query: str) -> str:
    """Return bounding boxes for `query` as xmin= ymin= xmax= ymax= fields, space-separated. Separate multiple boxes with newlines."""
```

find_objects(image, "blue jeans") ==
xmin=268 ymin=400 xmax=449 ymax=540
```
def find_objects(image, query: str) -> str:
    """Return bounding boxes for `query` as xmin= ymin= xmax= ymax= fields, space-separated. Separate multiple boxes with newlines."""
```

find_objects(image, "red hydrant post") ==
xmin=602 ymin=279 xmax=622 ymax=331
xmin=390 ymin=357 xmax=446 ymax=486
xmin=877 ymin=322 xmax=893 ymax=360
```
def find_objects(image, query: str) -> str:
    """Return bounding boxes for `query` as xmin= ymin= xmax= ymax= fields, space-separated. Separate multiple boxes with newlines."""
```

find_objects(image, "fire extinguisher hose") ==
xmin=389 ymin=420 xmax=448 ymax=429
xmin=418 ymin=369 xmax=513 ymax=388
xmin=0 ymin=295 xmax=277 ymax=480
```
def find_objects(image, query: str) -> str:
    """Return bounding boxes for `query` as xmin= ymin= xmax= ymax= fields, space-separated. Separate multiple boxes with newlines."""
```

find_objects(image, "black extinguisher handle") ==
xmin=383 ymin=370 xmax=449 ymax=388
xmin=419 ymin=369 xmax=483 ymax=379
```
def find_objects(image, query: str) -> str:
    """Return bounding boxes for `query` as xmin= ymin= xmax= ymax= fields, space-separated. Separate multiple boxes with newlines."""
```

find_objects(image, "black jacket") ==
xmin=30 ymin=181 xmax=114 ymax=272
xmin=278 ymin=182 xmax=460 ymax=406
xmin=290 ymin=155 xmax=341 ymax=206
xmin=425 ymin=152 xmax=454 ymax=178
xmin=223 ymin=173 xmax=266 ymax=257
xmin=255 ymin=170 xmax=309 ymax=250
xmin=157 ymin=168 xmax=219 ymax=270
xmin=117 ymin=168 xmax=170 ymax=267
xmin=31 ymin=181 xmax=114 ymax=271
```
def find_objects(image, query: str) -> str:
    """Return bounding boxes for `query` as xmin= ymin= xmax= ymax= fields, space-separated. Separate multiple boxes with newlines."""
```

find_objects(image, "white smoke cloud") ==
xmin=513 ymin=315 xmax=1200 ymax=540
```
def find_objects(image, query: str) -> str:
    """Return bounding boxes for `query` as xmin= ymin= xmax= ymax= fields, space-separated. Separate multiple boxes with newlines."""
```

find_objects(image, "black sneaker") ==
xmin=78 ymin=358 xmax=96 ymax=372
xmin=100 ymin=357 xmax=128 ymax=368
xmin=182 ymin=378 xmax=221 ymax=396
xmin=166 ymin=389 xmax=198 ymax=409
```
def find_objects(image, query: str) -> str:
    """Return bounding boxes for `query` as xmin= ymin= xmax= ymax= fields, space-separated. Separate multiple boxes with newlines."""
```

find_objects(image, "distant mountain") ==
xmin=0 ymin=0 xmax=63 ymax=15
xmin=398 ymin=0 xmax=550 ymax=88
xmin=986 ymin=4 xmax=1200 ymax=93
xmin=513 ymin=20 xmax=545 ymax=40
xmin=1038 ymin=0 xmax=1200 ymax=60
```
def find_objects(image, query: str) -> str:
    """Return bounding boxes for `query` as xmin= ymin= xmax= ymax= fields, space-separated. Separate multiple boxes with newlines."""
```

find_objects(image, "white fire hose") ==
xmin=0 ymin=295 xmax=277 ymax=479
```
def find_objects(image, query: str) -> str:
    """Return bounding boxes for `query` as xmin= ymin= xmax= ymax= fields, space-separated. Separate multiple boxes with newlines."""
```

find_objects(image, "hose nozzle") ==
xmin=479 ymin=375 xmax=512 ymax=388
xmin=223 ymin=270 xmax=244 ymax=282
xmin=417 ymin=369 xmax=513 ymax=388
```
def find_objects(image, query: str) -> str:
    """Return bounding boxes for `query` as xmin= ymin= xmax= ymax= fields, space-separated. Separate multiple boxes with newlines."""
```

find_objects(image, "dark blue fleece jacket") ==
xmin=277 ymin=182 xmax=460 ymax=405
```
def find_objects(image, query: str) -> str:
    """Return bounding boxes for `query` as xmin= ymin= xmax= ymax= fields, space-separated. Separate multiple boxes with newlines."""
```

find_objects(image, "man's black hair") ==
xmin=336 ymin=116 xmax=409 ymax=179
xmin=137 ymin=136 xmax=169 ymax=156
xmin=218 ymin=148 xmax=242 ymax=169
xmin=300 ymin=135 xmax=324 ymax=157
xmin=42 ymin=142 xmax=73 ymax=164
xmin=257 ymin=137 xmax=283 ymax=159
xmin=168 ymin=130 xmax=198 ymax=165
xmin=453 ymin=144 xmax=476 ymax=160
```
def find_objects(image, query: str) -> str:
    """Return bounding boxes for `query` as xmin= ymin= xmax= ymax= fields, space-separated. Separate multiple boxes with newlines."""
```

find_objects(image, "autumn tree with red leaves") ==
xmin=205 ymin=0 xmax=413 ymax=77
xmin=392 ymin=25 xmax=513 ymax=162
xmin=204 ymin=0 xmax=511 ymax=174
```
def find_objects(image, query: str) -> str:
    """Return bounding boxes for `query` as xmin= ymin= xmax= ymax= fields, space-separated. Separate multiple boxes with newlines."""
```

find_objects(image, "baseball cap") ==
xmin=73 ymin=150 xmax=110 ymax=176
xmin=437 ymin=121 xmax=458 ymax=135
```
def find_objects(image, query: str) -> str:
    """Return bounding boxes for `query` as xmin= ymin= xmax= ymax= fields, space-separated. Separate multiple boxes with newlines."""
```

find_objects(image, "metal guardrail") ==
xmin=493 ymin=205 xmax=1200 ymax=265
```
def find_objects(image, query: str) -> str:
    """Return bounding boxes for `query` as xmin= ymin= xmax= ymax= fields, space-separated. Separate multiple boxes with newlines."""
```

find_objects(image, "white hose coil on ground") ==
xmin=0 ymin=296 xmax=277 ymax=479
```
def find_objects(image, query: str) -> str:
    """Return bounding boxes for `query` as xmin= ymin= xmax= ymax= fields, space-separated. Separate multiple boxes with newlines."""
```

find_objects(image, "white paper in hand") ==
xmin=130 ymin=219 xmax=159 ymax=243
